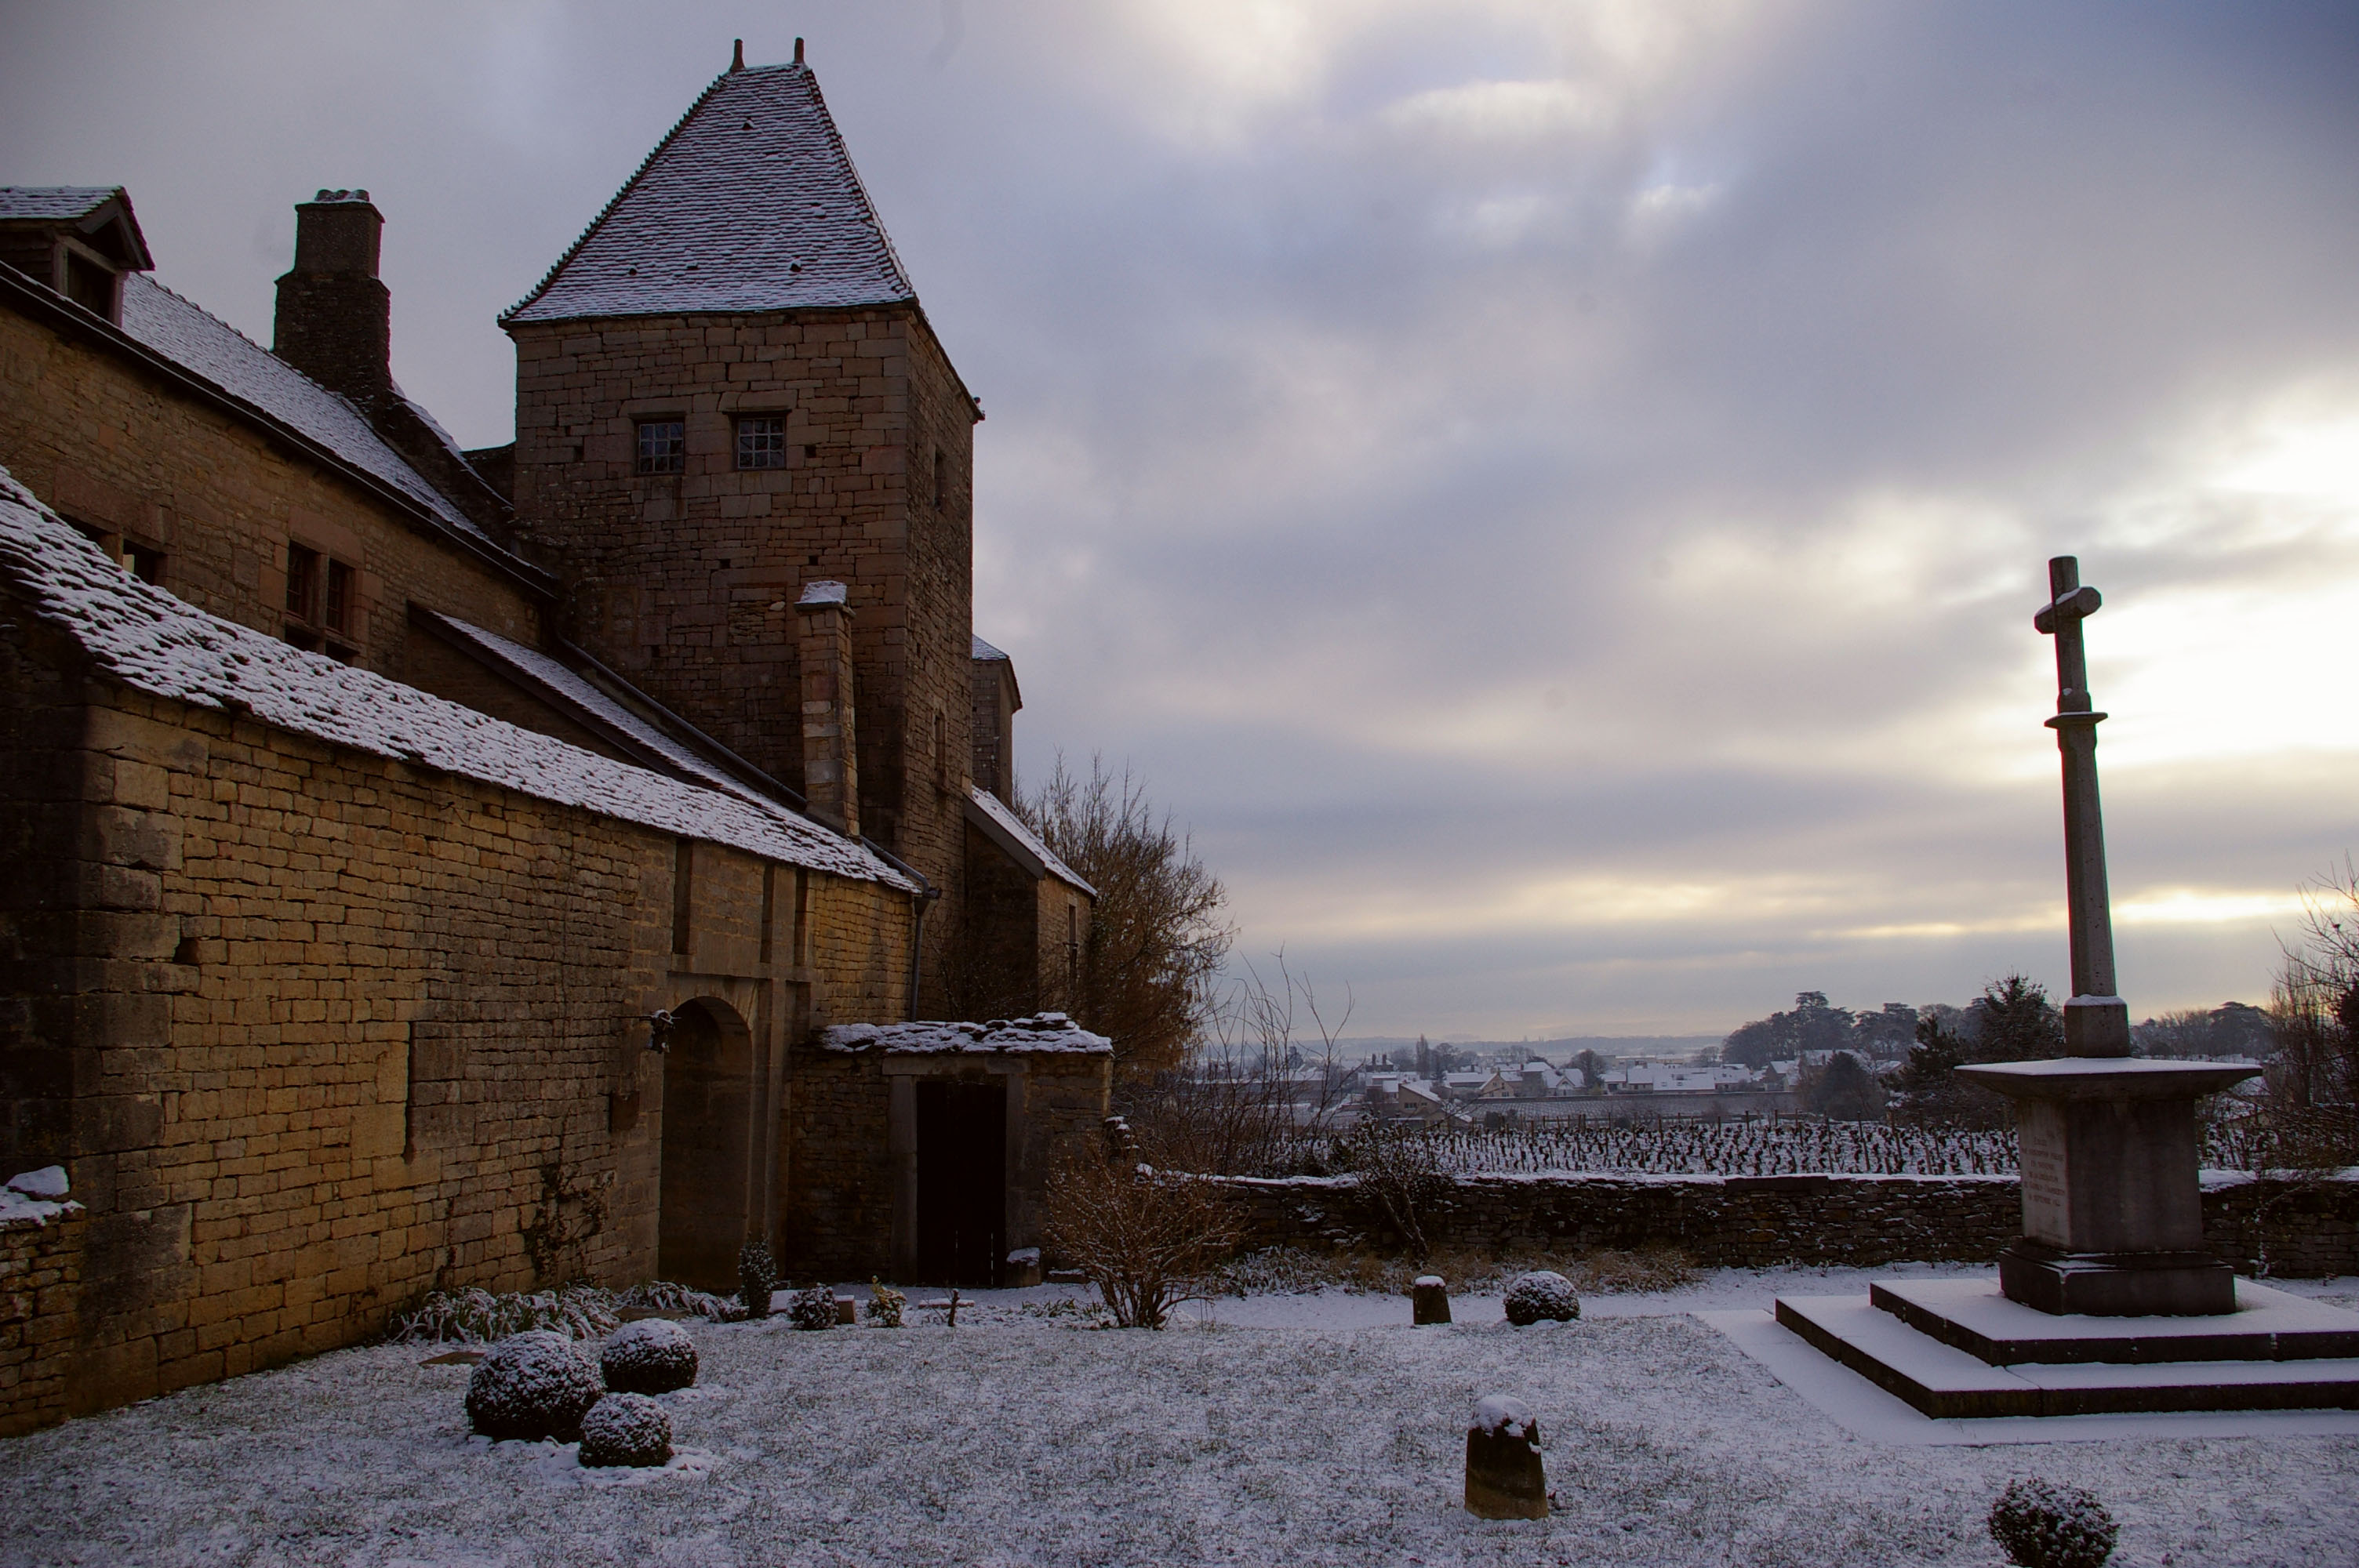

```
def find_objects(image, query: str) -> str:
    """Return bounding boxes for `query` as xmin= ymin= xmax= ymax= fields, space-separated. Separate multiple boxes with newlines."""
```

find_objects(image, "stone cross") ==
xmin=2034 ymin=556 xmax=2130 ymax=1056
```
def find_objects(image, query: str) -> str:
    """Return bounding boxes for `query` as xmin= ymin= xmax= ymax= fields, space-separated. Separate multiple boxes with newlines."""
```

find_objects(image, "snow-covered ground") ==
xmin=2 ymin=1272 xmax=2354 ymax=1567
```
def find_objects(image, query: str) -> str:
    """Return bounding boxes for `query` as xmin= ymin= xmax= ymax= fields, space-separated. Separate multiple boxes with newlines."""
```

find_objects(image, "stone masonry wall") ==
xmin=507 ymin=305 xmax=974 ymax=1011
xmin=1211 ymin=1171 xmax=2359 ymax=1277
xmin=0 ymin=304 xmax=544 ymax=680
xmin=0 ymin=608 xmax=911 ymax=1432
xmin=0 ymin=1210 xmax=84 ymax=1438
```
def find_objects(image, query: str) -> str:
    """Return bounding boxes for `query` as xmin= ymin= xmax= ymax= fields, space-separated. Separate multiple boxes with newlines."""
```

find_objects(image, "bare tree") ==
xmin=1042 ymin=1126 xmax=1244 ymax=1328
xmin=1020 ymin=755 xmax=1234 ymax=1080
xmin=1117 ymin=952 xmax=1356 ymax=1178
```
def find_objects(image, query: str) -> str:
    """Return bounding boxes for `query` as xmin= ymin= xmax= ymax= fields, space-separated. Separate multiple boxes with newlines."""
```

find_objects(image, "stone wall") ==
xmin=0 ymin=611 xmax=912 ymax=1431
xmin=0 ymin=1210 xmax=84 ymax=1438
xmin=1210 ymin=1171 xmax=2359 ymax=1276
xmin=507 ymin=304 xmax=976 ymax=1011
xmin=0 ymin=302 xmax=544 ymax=679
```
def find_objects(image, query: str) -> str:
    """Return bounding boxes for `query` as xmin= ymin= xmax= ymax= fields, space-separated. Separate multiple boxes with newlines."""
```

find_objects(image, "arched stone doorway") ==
xmin=657 ymin=997 xmax=754 ymax=1290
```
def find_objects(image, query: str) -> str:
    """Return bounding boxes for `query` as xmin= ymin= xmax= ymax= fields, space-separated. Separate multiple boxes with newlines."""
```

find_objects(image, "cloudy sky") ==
xmin=8 ymin=2 xmax=2356 ymax=1039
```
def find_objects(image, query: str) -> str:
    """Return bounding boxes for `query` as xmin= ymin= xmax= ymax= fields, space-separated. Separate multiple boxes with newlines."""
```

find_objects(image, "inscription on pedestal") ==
xmin=2015 ymin=1104 xmax=2068 ymax=1247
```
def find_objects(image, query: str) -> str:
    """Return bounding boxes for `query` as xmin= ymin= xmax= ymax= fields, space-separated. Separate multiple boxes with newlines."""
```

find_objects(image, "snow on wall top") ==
xmin=422 ymin=612 xmax=767 ymax=804
xmin=503 ymin=62 xmax=916 ymax=325
xmin=0 ymin=186 xmax=119 ymax=221
xmin=114 ymin=274 xmax=493 ymax=546
xmin=2 ymin=1166 xmax=81 ymax=1231
xmin=0 ymin=468 xmax=913 ymax=891
xmin=817 ymin=1014 xmax=1112 ymax=1056
xmin=967 ymin=784 xmax=1096 ymax=897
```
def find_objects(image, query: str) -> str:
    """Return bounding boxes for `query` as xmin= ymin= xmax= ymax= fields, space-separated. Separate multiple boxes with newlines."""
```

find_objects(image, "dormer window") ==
xmin=62 ymin=250 xmax=118 ymax=319
xmin=0 ymin=187 xmax=152 ymax=328
xmin=284 ymin=543 xmax=360 ymax=662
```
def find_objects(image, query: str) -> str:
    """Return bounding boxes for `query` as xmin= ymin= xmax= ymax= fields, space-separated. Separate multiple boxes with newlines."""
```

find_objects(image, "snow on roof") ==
xmin=965 ymin=785 xmax=1096 ymax=897
xmin=503 ymin=61 xmax=916 ymax=325
xmin=0 ymin=468 xmax=912 ymax=891
xmin=971 ymin=634 xmax=1009 ymax=661
xmin=113 ymin=274 xmax=495 ymax=546
xmin=0 ymin=186 xmax=120 ymax=221
xmin=818 ymin=1013 xmax=1111 ymax=1056
xmin=419 ymin=611 xmax=770 ymax=805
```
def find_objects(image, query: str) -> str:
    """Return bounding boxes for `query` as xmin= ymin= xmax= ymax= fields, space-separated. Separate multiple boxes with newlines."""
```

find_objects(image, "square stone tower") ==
xmin=501 ymin=45 xmax=980 ymax=997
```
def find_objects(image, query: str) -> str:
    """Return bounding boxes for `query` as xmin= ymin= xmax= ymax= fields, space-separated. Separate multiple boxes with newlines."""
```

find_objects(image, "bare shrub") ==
xmin=1332 ymin=1120 xmax=1451 ymax=1261
xmin=1044 ymin=1131 xmax=1243 ymax=1328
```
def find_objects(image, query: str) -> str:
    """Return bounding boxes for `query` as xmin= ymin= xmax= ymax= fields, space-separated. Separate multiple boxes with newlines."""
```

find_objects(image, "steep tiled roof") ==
xmin=0 ymin=187 xmax=120 ymax=221
xmin=503 ymin=60 xmax=916 ymax=325
xmin=114 ymin=274 xmax=495 ymax=546
xmin=971 ymin=633 xmax=1009 ymax=661
xmin=0 ymin=467 xmax=913 ymax=891
xmin=965 ymin=785 xmax=1096 ymax=898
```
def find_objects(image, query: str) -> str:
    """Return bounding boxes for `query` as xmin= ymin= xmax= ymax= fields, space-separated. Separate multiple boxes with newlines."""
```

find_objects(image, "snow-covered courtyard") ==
xmin=2 ymin=1269 xmax=2354 ymax=1567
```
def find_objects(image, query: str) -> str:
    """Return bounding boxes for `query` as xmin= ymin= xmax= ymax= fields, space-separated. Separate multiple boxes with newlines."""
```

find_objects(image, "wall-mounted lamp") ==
xmin=639 ymin=1010 xmax=678 ymax=1054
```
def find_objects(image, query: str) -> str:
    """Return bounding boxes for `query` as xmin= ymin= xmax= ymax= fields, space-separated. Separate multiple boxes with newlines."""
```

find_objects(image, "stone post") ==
xmin=1464 ymin=1396 xmax=1547 ymax=1519
xmin=1412 ymin=1275 xmax=1451 ymax=1325
xmin=795 ymin=581 xmax=858 ymax=837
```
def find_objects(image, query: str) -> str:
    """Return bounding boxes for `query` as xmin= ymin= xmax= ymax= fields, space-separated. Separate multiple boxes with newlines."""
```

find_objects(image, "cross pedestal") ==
xmin=1957 ymin=1058 xmax=2255 ymax=1315
xmin=1961 ymin=557 xmax=2256 ymax=1316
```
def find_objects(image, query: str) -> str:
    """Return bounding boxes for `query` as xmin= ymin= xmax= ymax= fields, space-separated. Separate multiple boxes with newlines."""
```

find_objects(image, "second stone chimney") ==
xmin=796 ymin=581 xmax=859 ymax=837
xmin=273 ymin=190 xmax=390 ymax=408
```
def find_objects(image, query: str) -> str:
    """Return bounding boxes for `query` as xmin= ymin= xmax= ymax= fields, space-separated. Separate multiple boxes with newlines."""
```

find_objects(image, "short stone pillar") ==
xmin=1412 ymin=1275 xmax=1451 ymax=1325
xmin=1464 ymin=1395 xmax=1547 ymax=1519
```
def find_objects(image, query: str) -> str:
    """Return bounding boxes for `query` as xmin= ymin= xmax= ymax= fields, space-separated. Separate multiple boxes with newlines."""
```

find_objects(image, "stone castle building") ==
xmin=0 ymin=44 xmax=1103 ymax=1435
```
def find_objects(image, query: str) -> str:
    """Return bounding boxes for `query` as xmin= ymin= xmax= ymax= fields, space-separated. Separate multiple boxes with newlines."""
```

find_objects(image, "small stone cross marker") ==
xmin=2034 ymin=556 xmax=2130 ymax=1056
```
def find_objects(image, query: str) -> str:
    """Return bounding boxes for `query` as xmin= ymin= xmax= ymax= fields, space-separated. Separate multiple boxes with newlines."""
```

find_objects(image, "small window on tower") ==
xmin=121 ymin=543 xmax=165 ymax=585
xmin=736 ymin=416 xmax=787 ymax=470
xmin=636 ymin=420 xmax=686 ymax=475
xmin=63 ymin=251 xmax=118 ymax=321
xmin=932 ymin=446 xmax=947 ymax=511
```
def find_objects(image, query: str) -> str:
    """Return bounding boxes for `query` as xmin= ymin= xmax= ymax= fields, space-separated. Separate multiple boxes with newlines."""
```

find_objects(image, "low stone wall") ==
xmin=1210 ymin=1171 xmax=2359 ymax=1277
xmin=0 ymin=1210 xmax=84 ymax=1438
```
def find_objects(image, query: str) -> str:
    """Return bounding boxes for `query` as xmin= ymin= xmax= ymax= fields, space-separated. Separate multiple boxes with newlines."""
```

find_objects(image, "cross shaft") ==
xmin=2036 ymin=555 xmax=2130 ymax=1055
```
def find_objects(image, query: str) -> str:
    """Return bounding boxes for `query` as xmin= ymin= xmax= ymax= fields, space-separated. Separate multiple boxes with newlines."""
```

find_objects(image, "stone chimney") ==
xmin=795 ymin=581 xmax=859 ymax=837
xmin=273 ymin=190 xmax=390 ymax=408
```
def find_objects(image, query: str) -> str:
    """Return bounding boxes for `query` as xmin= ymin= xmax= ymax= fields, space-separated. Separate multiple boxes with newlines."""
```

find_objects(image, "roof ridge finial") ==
xmin=794 ymin=36 xmax=805 ymax=66
xmin=731 ymin=38 xmax=744 ymax=71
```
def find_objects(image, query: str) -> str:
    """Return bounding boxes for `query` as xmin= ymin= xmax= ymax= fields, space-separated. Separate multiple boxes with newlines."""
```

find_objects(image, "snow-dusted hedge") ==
xmin=1501 ymin=1272 xmax=1580 ymax=1326
xmin=464 ymin=1331 xmax=603 ymax=1442
xmin=578 ymin=1392 xmax=674 ymax=1468
xmin=601 ymin=1319 xmax=697 ymax=1394
xmin=1988 ymin=1478 xmax=2118 ymax=1568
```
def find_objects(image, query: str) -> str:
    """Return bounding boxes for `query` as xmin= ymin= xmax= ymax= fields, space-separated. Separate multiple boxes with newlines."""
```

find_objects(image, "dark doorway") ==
xmin=915 ymin=1078 xmax=1006 ymax=1286
xmin=658 ymin=1000 xmax=752 ymax=1290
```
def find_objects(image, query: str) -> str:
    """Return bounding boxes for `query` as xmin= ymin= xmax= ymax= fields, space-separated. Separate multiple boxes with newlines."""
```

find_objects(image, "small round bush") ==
xmin=578 ymin=1392 xmax=673 ymax=1468
xmin=465 ymin=1330 xmax=603 ymax=1442
xmin=1502 ymin=1271 xmax=1581 ymax=1327
xmin=789 ymin=1283 xmax=838 ymax=1330
xmin=1988 ymin=1477 xmax=2118 ymax=1568
xmin=600 ymin=1318 xmax=697 ymax=1394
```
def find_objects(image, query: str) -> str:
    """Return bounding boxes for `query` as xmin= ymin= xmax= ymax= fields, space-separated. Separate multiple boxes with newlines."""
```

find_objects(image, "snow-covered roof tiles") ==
xmin=971 ymin=634 xmax=1009 ymax=661
xmin=0 ymin=187 xmax=120 ymax=221
xmin=0 ymin=467 xmax=912 ymax=891
xmin=417 ymin=611 xmax=770 ymax=804
xmin=817 ymin=1014 xmax=1111 ymax=1056
xmin=965 ymin=785 xmax=1096 ymax=897
xmin=503 ymin=61 xmax=916 ymax=325
xmin=112 ymin=274 xmax=496 ymax=546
